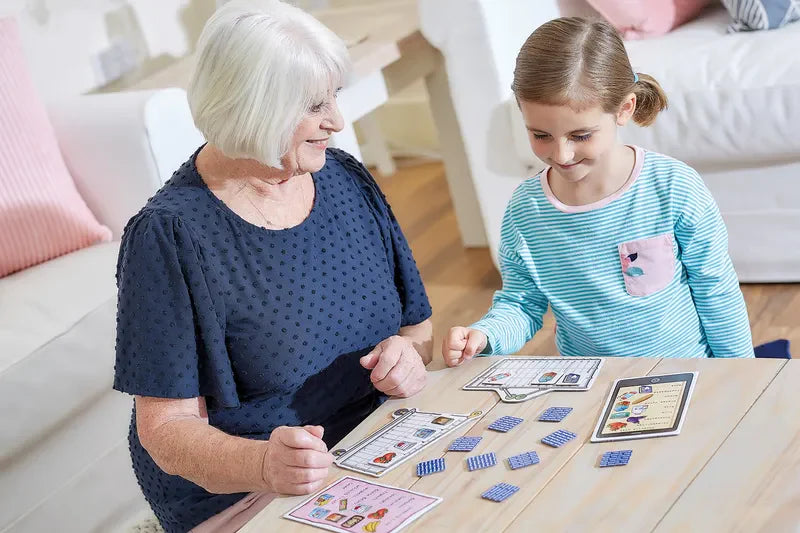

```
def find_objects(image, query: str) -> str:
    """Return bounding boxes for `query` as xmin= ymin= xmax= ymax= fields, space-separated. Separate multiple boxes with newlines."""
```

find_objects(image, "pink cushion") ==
xmin=585 ymin=0 xmax=714 ymax=39
xmin=0 ymin=17 xmax=111 ymax=278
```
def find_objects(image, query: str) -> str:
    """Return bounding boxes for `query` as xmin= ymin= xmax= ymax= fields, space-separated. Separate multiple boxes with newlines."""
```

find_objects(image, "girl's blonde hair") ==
xmin=512 ymin=17 xmax=667 ymax=126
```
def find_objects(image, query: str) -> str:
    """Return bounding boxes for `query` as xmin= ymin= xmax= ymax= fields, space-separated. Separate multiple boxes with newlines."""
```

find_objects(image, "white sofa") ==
xmin=419 ymin=0 xmax=800 ymax=282
xmin=0 ymin=88 xmax=203 ymax=533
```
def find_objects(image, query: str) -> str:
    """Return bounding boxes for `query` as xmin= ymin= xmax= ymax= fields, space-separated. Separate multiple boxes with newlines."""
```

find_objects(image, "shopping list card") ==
xmin=283 ymin=476 xmax=441 ymax=533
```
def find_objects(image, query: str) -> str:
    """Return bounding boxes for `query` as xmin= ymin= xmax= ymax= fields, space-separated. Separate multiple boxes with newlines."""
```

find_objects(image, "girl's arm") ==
xmin=470 ymin=217 xmax=549 ymax=355
xmin=675 ymin=174 xmax=754 ymax=357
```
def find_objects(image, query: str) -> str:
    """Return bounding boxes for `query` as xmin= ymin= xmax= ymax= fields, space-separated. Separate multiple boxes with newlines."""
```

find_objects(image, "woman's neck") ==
xmin=197 ymin=144 xmax=306 ymax=201
xmin=196 ymin=144 xmax=314 ymax=229
xmin=549 ymin=144 xmax=635 ymax=207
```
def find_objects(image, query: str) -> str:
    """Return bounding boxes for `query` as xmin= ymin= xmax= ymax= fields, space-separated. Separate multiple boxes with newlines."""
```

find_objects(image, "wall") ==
xmin=1 ymin=0 xmax=437 ymax=154
xmin=0 ymin=0 xmax=215 ymax=100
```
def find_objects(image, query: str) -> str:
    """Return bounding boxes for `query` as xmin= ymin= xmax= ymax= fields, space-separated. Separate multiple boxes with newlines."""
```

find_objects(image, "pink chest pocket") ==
xmin=618 ymin=233 xmax=675 ymax=297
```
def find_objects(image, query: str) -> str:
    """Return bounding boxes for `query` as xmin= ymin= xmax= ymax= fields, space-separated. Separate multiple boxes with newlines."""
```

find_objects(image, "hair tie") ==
xmin=633 ymin=73 xmax=639 ymax=84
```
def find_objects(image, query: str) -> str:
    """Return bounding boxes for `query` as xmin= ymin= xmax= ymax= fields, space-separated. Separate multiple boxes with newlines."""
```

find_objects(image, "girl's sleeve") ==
xmin=113 ymin=210 xmax=242 ymax=405
xmin=332 ymin=149 xmax=432 ymax=327
xmin=470 ymin=196 xmax=549 ymax=355
xmin=674 ymin=171 xmax=754 ymax=358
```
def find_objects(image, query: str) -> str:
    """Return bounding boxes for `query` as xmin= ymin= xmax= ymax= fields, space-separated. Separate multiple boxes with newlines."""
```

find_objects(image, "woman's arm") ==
xmin=399 ymin=318 xmax=434 ymax=366
xmin=136 ymin=396 xmax=333 ymax=495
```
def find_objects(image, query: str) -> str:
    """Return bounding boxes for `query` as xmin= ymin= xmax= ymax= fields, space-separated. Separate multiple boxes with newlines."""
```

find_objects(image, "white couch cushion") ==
xmin=511 ymin=7 xmax=800 ymax=172
xmin=0 ymin=298 xmax=145 ymax=532
xmin=0 ymin=241 xmax=119 ymax=374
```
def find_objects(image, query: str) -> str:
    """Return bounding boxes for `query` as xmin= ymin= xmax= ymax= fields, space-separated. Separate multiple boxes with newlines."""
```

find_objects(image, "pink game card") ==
xmin=283 ymin=476 xmax=441 ymax=532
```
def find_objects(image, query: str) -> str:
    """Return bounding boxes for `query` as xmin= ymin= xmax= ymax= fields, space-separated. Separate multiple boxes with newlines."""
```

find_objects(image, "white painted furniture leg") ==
xmin=357 ymin=112 xmax=396 ymax=176
xmin=332 ymin=71 xmax=389 ymax=164
xmin=424 ymin=54 xmax=488 ymax=247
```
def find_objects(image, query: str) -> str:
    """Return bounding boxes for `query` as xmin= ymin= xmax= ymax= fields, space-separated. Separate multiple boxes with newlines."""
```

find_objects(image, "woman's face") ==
xmin=281 ymin=89 xmax=344 ymax=175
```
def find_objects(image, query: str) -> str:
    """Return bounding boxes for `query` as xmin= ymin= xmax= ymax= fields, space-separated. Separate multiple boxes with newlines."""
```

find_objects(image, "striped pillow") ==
xmin=721 ymin=0 xmax=800 ymax=30
xmin=0 ymin=17 xmax=111 ymax=278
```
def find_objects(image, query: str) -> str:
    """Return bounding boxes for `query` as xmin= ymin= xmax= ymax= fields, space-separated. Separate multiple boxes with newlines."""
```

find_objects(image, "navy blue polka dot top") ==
xmin=113 ymin=147 xmax=431 ymax=532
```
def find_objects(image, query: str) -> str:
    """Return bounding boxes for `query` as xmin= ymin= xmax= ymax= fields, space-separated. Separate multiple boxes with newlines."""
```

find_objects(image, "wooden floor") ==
xmin=374 ymin=160 xmax=800 ymax=360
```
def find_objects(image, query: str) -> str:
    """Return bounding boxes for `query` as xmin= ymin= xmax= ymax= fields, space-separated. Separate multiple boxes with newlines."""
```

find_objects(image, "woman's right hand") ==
xmin=442 ymin=327 xmax=488 ymax=367
xmin=263 ymin=425 xmax=333 ymax=495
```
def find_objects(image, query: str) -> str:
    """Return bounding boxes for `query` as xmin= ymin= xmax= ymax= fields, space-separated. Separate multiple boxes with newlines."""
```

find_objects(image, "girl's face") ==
xmin=518 ymin=96 xmax=635 ymax=184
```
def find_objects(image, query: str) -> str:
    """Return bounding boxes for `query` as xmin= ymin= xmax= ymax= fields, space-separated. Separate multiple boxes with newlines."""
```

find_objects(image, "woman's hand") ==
xmin=442 ymin=327 xmax=488 ymax=367
xmin=263 ymin=425 xmax=334 ymax=495
xmin=360 ymin=335 xmax=427 ymax=397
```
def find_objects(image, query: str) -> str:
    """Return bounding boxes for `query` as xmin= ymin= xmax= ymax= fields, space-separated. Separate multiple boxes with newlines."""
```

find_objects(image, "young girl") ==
xmin=443 ymin=17 xmax=754 ymax=365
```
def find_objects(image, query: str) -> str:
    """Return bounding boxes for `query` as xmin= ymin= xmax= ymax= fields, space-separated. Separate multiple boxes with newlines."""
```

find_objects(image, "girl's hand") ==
xmin=262 ymin=425 xmax=333 ymax=495
xmin=442 ymin=327 xmax=488 ymax=367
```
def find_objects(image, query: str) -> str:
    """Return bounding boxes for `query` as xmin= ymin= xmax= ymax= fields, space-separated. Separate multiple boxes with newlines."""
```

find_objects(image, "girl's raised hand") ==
xmin=442 ymin=327 xmax=488 ymax=367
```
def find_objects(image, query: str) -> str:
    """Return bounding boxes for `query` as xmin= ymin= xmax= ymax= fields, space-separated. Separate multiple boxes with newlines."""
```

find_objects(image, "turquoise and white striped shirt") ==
xmin=472 ymin=147 xmax=754 ymax=358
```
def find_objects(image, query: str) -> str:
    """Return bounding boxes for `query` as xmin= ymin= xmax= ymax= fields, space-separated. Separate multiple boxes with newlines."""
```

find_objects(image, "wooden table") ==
xmin=241 ymin=357 xmax=800 ymax=531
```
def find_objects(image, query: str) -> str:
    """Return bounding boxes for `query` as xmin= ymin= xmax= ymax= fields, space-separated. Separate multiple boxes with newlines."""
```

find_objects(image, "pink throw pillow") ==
xmin=0 ymin=17 xmax=111 ymax=277
xmin=584 ymin=0 xmax=714 ymax=39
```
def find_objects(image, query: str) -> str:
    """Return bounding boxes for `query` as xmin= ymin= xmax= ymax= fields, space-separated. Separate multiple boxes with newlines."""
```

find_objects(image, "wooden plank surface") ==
xmin=654 ymin=359 xmax=799 ymax=531
xmin=408 ymin=357 xmax=659 ymax=531
xmin=242 ymin=357 xmax=658 ymax=530
xmin=506 ymin=358 xmax=785 ymax=531
xmin=240 ymin=356 xmax=499 ymax=532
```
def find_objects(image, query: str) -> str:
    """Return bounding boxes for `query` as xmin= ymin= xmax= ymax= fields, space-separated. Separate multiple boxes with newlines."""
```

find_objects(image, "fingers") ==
xmin=370 ymin=340 xmax=404 ymax=382
xmin=442 ymin=327 xmax=469 ymax=367
xmin=266 ymin=426 xmax=334 ymax=495
xmin=273 ymin=426 xmax=329 ymax=454
xmin=382 ymin=368 xmax=426 ymax=398
xmin=282 ymin=466 xmax=331 ymax=485
xmin=282 ymin=448 xmax=335 ymax=468
xmin=271 ymin=470 xmax=329 ymax=495
xmin=464 ymin=329 xmax=487 ymax=358
xmin=375 ymin=351 xmax=413 ymax=390
xmin=303 ymin=425 xmax=325 ymax=440
xmin=359 ymin=348 xmax=380 ymax=370
xmin=282 ymin=479 xmax=327 ymax=496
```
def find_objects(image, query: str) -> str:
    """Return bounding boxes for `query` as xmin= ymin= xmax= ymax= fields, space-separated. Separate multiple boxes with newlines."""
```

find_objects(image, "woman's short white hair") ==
xmin=188 ymin=0 xmax=350 ymax=167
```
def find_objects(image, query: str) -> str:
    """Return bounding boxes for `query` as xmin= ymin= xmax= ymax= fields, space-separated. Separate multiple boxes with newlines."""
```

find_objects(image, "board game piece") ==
xmin=541 ymin=429 xmax=577 ymax=448
xmin=333 ymin=408 xmax=483 ymax=477
xmin=467 ymin=452 xmax=497 ymax=471
xmin=464 ymin=357 xmax=603 ymax=403
xmin=488 ymin=415 xmax=524 ymax=432
xmin=448 ymin=436 xmax=482 ymax=452
xmin=284 ymin=476 xmax=441 ymax=532
xmin=416 ymin=458 xmax=446 ymax=477
xmin=599 ymin=450 xmax=632 ymax=467
xmin=481 ymin=483 xmax=520 ymax=502
xmin=591 ymin=372 xmax=698 ymax=443
xmin=539 ymin=406 xmax=573 ymax=422
xmin=507 ymin=451 xmax=540 ymax=470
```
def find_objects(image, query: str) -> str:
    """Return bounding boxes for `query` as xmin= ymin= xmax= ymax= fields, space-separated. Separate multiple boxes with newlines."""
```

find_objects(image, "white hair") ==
xmin=187 ymin=0 xmax=350 ymax=167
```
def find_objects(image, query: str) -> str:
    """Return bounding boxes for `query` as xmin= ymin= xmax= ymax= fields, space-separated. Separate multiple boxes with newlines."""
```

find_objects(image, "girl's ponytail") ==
xmin=632 ymin=73 xmax=668 ymax=126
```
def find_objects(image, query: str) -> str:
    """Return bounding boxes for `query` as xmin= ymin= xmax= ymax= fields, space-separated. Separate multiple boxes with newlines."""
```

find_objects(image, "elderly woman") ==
xmin=112 ymin=1 xmax=432 ymax=531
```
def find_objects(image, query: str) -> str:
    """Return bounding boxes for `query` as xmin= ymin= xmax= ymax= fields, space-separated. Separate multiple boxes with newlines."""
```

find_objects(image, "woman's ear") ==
xmin=617 ymin=93 xmax=636 ymax=126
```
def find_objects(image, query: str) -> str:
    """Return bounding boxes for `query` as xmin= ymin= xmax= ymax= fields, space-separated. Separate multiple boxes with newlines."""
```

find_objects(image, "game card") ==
xmin=333 ymin=408 xmax=483 ymax=477
xmin=284 ymin=476 xmax=441 ymax=533
xmin=463 ymin=357 xmax=604 ymax=402
xmin=591 ymin=372 xmax=698 ymax=442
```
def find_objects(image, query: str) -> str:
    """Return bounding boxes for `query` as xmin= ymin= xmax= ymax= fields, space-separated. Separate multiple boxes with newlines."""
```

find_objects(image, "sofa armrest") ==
xmin=47 ymin=88 xmax=204 ymax=238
